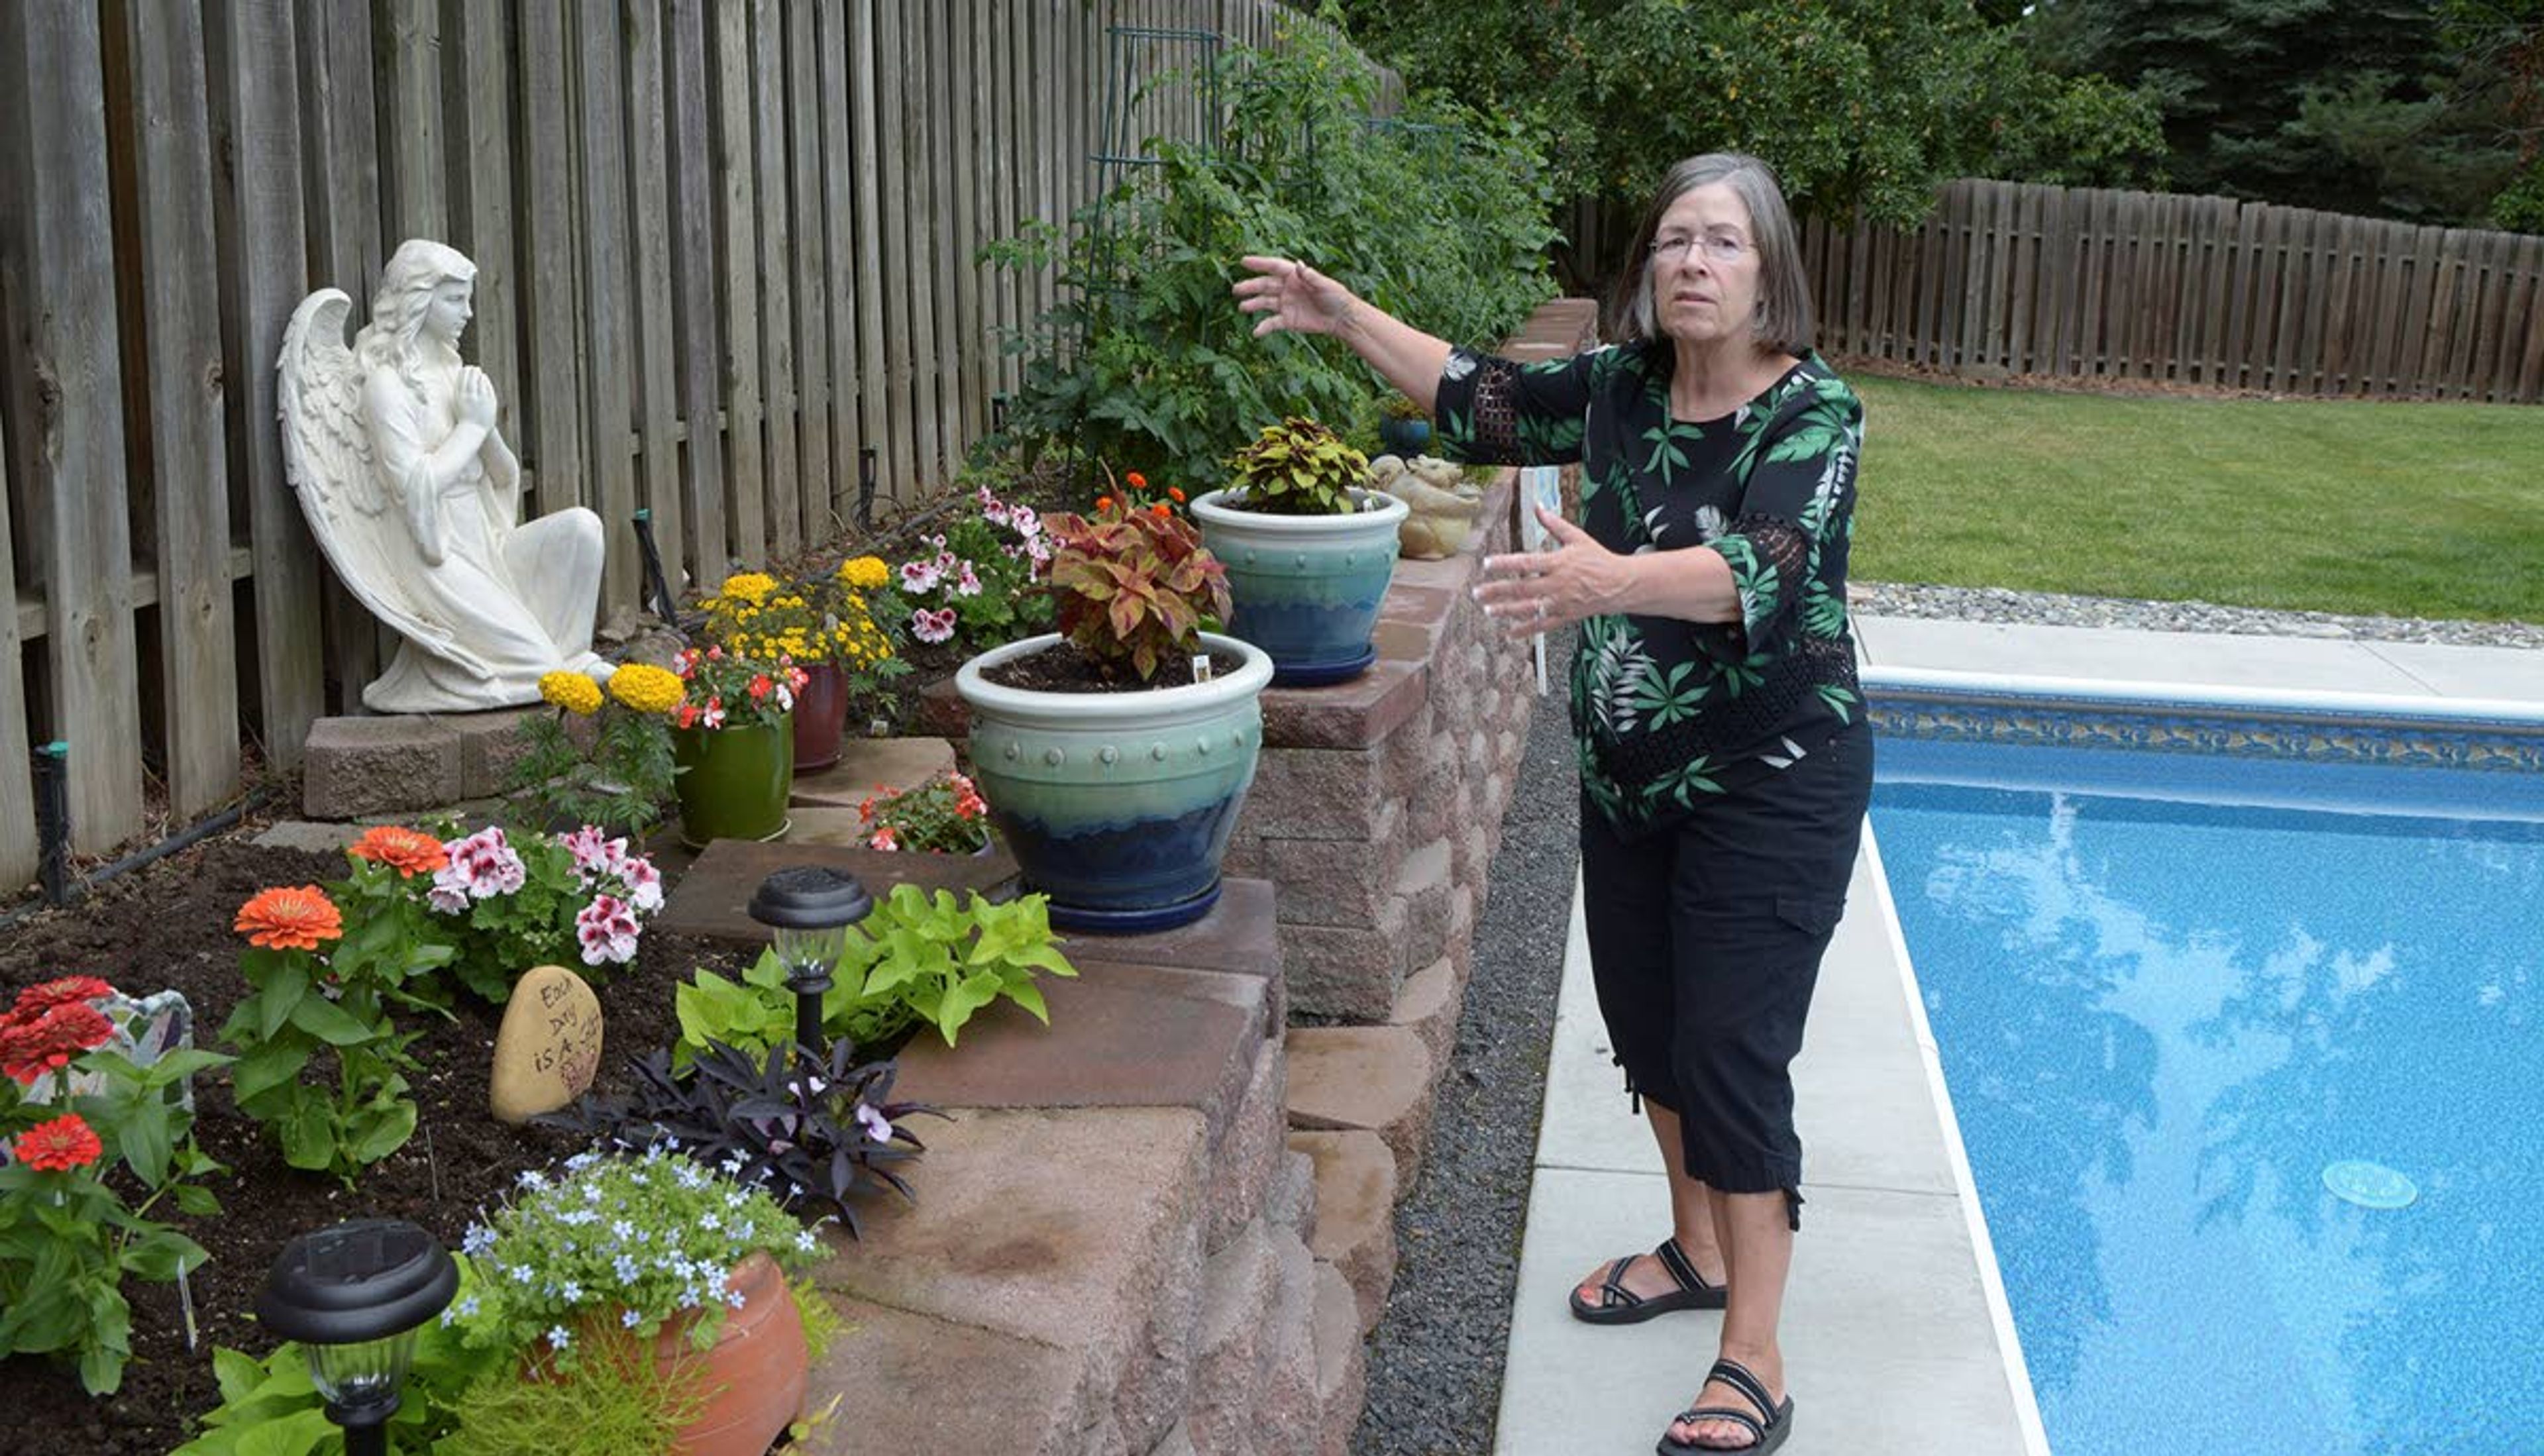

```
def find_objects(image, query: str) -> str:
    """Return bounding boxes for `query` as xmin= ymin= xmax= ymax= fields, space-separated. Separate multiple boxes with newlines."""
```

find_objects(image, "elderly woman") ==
xmin=1235 ymin=152 xmax=1866 ymax=1454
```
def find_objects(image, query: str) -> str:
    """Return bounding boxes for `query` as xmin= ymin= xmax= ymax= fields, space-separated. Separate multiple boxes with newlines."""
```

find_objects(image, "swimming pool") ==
xmin=1870 ymin=732 xmax=2544 ymax=1456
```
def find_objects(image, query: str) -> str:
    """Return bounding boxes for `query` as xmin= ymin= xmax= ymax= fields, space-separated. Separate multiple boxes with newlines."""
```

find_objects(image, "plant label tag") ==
xmin=1191 ymin=654 xmax=1214 ymax=684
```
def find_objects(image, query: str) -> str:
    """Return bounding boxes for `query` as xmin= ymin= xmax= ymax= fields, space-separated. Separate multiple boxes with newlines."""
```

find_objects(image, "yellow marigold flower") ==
xmin=606 ymin=662 xmax=687 ymax=714
xmin=539 ymin=670 xmax=604 ymax=716
xmin=839 ymin=556 xmax=890 ymax=591
xmin=721 ymin=571 xmax=778 ymax=606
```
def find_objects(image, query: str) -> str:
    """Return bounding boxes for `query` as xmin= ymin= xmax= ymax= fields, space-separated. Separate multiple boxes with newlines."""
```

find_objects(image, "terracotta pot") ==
xmin=542 ymin=1253 xmax=809 ymax=1456
xmin=659 ymin=1252 xmax=809 ymax=1456
xmin=791 ymin=662 xmax=850 ymax=773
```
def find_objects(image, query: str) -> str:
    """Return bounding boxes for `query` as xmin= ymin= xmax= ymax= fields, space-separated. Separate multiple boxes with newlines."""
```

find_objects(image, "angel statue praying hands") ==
xmin=279 ymin=238 xmax=610 ymax=713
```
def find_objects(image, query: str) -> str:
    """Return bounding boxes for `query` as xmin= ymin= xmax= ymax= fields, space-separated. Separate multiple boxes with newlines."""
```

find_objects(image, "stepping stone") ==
xmin=250 ymin=821 xmax=364 ymax=855
xmin=653 ymin=835 xmax=1018 ymax=943
xmin=1387 ymin=955 xmax=1458 ymax=1077
xmin=796 ymin=1295 xmax=1087 ymax=1456
xmin=1284 ymin=1023 xmax=1435 ymax=1184
xmin=1065 ymin=877 xmax=1281 ymax=984
xmin=1311 ymin=1260 xmax=1367 ymax=1456
xmin=1287 ymin=1129 xmax=1397 ymax=1336
xmin=806 ymin=1106 xmax=1210 ymax=1373
xmin=788 ymin=736 xmax=958 ymax=809
xmin=894 ymin=968 xmax=1262 ymax=1142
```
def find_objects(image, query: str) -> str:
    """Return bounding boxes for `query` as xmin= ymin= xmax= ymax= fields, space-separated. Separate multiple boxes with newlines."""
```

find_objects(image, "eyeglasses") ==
xmin=1649 ymin=233 xmax=1750 ymax=266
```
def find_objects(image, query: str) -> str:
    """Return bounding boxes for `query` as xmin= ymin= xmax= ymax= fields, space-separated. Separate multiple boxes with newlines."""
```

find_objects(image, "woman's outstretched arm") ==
xmin=1233 ymin=256 xmax=1452 ymax=409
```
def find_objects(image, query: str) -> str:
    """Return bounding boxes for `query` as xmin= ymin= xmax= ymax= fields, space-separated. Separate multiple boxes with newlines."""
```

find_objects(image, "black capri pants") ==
xmin=1579 ymin=725 xmax=1873 ymax=1218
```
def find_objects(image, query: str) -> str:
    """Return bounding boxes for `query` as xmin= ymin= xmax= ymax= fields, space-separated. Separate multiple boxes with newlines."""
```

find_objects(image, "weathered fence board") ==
xmin=207 ymin=0 xmax=326 ymax=773
xmin=787 ymin=0 xmax=833 ymax=545
xmin=666 ymin=0 xmax=727 ymax=588
xmin=751 ymin=0 xmax=800 ymax=557
xmin=713 ymin=0 xmax=767 ymax=566
xmin=0 ymin=1 xmax=145 ymax=852
xmin=0 ymin=399 xmax=30 ymax=889
xmin=1807 ymin=179 xmax=2543 ymax=401
xmin=626 ymin=0 xmax=687 ymax=594
xmin=123 ymin=0 xmax=243 ymax=821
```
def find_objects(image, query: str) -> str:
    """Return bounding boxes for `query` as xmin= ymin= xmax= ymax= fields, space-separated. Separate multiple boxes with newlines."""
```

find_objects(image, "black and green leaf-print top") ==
xmin=1432 ymin=340 xmax=1866 ymax=834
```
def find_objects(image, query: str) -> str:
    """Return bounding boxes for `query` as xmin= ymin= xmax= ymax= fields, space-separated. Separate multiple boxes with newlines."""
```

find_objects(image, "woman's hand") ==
xmin=1473 ymin=507 xmax=1630 ymax=641
xmin=1232 ymin=256 xmax=1359 ymax=339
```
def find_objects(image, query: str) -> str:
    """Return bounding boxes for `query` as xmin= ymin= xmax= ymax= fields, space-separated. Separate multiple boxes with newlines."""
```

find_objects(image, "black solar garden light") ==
xmin=255 ymin=1219 xmax=456 ymax=1456
xmin=747 ymin=864 xmax=874 ymax=1055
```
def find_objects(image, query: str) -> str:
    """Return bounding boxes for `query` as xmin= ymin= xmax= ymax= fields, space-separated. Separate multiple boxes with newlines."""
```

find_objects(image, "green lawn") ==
xmin=1848 ymin=374 xmax=2544 ymax=623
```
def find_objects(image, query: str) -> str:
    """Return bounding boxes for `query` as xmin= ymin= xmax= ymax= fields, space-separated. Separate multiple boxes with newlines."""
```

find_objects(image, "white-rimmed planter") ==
xmin=955 ymin=632 xmax=1274 ymax=932
xmin=1191 ymin=488 xmax=1408 ymax=686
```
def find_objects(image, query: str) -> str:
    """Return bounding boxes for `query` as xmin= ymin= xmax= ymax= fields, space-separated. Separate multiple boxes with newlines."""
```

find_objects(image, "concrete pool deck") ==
xmin=1489 ymin=615 xmax=2544 ymax=1455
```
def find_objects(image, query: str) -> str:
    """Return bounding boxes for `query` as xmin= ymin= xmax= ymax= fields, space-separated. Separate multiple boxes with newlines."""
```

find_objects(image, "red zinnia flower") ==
xmin=5 ymin=975 xmax=115 ymax=1027
xmin=348 ymin=825 xmax=449 ymax=878
xmin=235 ymin=885 xmax=344 ymax=951
xmin=13 ymin=1113 xmax=103 ymax=1172
xmin=0 ymin=1002 xmax=115 ymax=1084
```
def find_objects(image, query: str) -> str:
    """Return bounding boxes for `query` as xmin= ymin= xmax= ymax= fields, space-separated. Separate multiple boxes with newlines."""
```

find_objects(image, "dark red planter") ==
xmin=791 ymin=661 xmax=850 ymax=773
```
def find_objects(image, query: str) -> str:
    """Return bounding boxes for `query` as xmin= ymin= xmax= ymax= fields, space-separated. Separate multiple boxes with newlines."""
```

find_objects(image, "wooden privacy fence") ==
xmin=1801 ymin=178 xmax=2544 ymax=403
xmin=0 ymin=0 xmax=1370 ymax=897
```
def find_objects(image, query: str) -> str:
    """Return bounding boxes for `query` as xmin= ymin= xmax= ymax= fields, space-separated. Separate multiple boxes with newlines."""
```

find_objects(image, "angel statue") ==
xmin=280 ymin=238 xmax=610 ymax=713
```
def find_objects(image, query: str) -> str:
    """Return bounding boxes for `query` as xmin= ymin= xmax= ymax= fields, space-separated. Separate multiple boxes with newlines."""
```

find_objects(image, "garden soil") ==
xmin=0 ymin=837 xmax=748 ymax=1456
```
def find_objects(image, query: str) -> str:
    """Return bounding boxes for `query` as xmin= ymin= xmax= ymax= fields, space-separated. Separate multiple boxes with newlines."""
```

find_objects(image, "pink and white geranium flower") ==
xmin=574 ymin=894 xmax=641 ymax=966
xmin=431 ymin=826 xmax=525 ymax=911
xmin=910 ymin=607 xmax=958 ymax=645
xmin=899 ymin=558 xmax=943 ymax=594
xmin=953 ymin=562 xmax=982 ymax=597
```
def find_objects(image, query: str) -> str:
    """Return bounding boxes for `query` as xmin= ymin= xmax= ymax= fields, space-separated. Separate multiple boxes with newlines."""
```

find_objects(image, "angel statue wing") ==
xmin=277 ymin=289 xmax=482 ymax=674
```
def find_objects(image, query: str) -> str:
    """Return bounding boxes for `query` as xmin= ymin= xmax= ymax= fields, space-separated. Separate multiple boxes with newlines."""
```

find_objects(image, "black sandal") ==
xmin=1657 ymin=1357 xmax=1793 ymax=1454
xmin=1566 ymin=1237 xmax=1727 ymax=1325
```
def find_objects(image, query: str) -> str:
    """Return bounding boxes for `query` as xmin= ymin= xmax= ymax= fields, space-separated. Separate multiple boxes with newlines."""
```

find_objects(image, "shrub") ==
xmin=1225 ymin=415 xmax=1371 ymax=515
xmin=985 ymin=24 xmax=1558 ymax=491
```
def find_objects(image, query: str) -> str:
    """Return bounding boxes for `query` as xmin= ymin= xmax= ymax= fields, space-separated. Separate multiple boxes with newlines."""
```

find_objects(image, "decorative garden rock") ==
xmin=1369 ymin=455 xmax=1485 ymax=561
xmin=489 ymin=966 xmax=604 ymax=1124
xmin=279 ymin=238 xmax=611 ymax=713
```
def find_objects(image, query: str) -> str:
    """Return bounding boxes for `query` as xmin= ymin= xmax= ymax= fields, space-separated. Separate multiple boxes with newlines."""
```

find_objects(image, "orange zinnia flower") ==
xmin=235 ymin=885 xmax=344 ymax=951
xmin=1126 ymin=471 xmax=1147 ymax=490
xmin=1095 ymin=495 xmax=1115 ymax=512
xmin=1167 ymin=486 xmax=1185 ymax=503
xmin=348 ymin=825 xmax=448 ymax=878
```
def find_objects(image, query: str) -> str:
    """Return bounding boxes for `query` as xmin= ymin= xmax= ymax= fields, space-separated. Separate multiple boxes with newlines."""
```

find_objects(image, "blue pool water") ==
xmin=1870 ymin=737 xmax=2544 ymax=1456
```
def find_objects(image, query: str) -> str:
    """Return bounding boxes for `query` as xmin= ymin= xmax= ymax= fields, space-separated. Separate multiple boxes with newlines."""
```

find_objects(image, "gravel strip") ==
xmin=1355 ymin=630 xmax=1581 ymax=1456
xmin=1854 ymin=581 xmax=2544 ymax=649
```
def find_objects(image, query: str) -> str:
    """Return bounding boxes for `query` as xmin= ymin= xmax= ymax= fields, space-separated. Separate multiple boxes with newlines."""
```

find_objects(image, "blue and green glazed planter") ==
xmin=1191 ymin=487 xmax=1408 ymax=687
xmin=954 ymin=633 xmax=1273 ymax=933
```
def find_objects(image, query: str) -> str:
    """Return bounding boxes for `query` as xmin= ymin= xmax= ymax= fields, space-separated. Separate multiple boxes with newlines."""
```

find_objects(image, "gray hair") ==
xmin=1609 ymin=153 xmax=1813 ymax=357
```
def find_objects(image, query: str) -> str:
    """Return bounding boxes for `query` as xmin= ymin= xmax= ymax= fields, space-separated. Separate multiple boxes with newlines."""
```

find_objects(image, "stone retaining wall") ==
xmin=878 ymin=298 xmax=1602 ymax=1453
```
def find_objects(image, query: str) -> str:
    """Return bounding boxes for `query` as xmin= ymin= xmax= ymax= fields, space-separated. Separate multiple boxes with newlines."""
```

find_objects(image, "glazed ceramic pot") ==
xmin=1378 ymin=415 xmax=1432 ymax=457
xmin=791 ymin=662 xmax=850 ymax=773
xmin=1190 ymin=488 xmax=1408 ymax=686
xmin=672 ymin=717 xmax=793 ymax=847
xmin=954 ymin=632 xmax=1272 ymax=932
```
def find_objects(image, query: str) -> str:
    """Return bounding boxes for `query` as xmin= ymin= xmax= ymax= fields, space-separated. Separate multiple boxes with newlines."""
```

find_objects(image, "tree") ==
xmin=2439 ymin=0 xmax=2544 ymax=227
xmin=2030 ymin=0 xmax=2537 ymax=227
xmin=1331 ymin=0 xmax=2167 ymax=229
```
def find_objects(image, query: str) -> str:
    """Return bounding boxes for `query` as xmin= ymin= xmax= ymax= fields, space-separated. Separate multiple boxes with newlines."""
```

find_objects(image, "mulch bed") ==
xmin=0 ymin=837 xmax=753 ymax=1456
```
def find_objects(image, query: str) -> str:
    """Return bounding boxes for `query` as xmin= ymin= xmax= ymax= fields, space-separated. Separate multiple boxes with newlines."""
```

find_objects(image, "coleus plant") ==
xmin=538 ymin=1037 xmax=939 ymax=1237
xmin=1226 ymin=415 xmax=1370 ymax=515
xmin=1041 ymin=482 xmax=1232 ymax=682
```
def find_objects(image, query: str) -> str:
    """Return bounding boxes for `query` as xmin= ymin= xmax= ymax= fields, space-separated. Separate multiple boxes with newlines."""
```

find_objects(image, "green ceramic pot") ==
xmin=672 ymin=717 xmax=794 ymax=847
